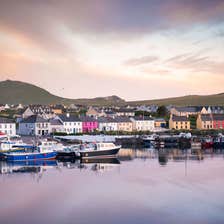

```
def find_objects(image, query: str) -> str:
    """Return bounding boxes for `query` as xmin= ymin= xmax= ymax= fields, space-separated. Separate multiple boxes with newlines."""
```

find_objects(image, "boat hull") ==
xmin=79 ymin=147 xmax=120 ymax=158
xmin=4 ymin=151 xmax=57 ymax=161
xmin=56 ymin=151 xmax=77 ymax=158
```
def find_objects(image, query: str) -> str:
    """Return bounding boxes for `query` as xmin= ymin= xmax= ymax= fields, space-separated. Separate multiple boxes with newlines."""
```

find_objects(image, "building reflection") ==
xmin=0 ymin=148 xmax=224 ymax=178
xmin=118 ymin=147 xmax=224 ymax=165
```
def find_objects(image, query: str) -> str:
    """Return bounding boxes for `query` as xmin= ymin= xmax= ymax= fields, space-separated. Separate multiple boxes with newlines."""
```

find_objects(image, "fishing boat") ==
xmin=77 ymin=142 xmax=121 ymax=158
xmin=0 ymin=135 xmax=31 ymax=152
xmin=56 ymin=145 xmax=79 ymax=159
xmin=38 ymin=139 xmax=63 ymax=152
xmin=3 ymin=139 xmax=58 ymax=161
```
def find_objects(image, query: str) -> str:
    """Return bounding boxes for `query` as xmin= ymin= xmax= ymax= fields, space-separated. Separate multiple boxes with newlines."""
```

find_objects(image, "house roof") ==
xmin=132 ymin=116 xmax=153 ymax=121
xmin=171 ymin=115 xmax=189 ymax=122
xmin=49 ymin=119 xmax=63 ymax=125
xmin=174 ymin=106 xmax=201 ymax=113
xmin=0 ymin=117 xmax=14 ymax=124
xmin=59 ymin=114 xmax=81 ymax=122
xmin=115 ymin=108 xmax=135 ymax=113
xmin=98 ymin=117 xmax=116 ymax=123
xmin=114 ymin=117 xmax=132 ymax=123
xmin=200 ymin=114 xmax=212 ymax=121
xmin=20 ymin=115 xmax=47 ymax=123
xmin=79 ymin=116 xmax=97 ymax=122
xmin=154 ymin=118 xmax=166 ymax=122
xmin=213 ymin=114 xmax=224 ymax=121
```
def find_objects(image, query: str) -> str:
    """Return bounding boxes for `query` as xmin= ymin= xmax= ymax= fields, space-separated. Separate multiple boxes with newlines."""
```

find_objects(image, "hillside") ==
xmin=0 ymin=80 xmax=224 ymax=106
xmin=0 ymin=80 xmax=125 ymax=106
xmin=129 ymin=93 xmax=224 ymax=106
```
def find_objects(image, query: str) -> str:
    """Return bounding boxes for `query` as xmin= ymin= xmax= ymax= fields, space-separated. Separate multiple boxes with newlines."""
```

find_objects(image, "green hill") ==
xmin=0 ymin=80 xmax=223 ymax=106
xmin=0 ymin=80 xmax=125 ymax=106
xmin=129 ymin=93 xmax=224 ymax=106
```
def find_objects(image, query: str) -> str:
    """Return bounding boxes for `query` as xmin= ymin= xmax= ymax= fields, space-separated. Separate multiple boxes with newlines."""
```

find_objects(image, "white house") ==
xmin=0 ymin=117 xmax=16 ymax=136
xmin=4 ymin=104 xmax=10 ymax=110
xmin=130 ymin=116 xmax=155 ymax=131
xmin=98 ymin=117 xmax=118 ymax=132
xmin=18 ymin=115 xmax=50 ymax=136
xmin=49 ymin=118 xmax=64 ymax=133
xmin=58 ymin=114 xmax=82 ymax=134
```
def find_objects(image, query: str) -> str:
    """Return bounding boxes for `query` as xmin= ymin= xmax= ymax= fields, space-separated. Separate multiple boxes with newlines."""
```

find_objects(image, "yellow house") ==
xmin=196 ymin=114 xmax=213 ymax=130
xmin=169 ymin=114 xmax=190 ymax=130
xmin=154 ymin=118 xmax=166 ymax=128
xmin=115 ymin=117 xmax=133 ymax=132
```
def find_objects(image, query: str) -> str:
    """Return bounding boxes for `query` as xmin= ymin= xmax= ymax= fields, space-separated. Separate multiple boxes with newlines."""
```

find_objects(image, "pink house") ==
xmin=80 ymin=117 xmax=98 ymax=133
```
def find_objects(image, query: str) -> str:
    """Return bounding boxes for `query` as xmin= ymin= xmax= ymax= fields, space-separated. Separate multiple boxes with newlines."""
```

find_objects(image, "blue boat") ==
xmin=4 ymin=151 xmax=57 ymax=161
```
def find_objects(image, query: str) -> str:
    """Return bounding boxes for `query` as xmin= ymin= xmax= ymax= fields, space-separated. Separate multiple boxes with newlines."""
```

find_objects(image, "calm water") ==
xmin=0 ymin=148 xmax=224 ymax=224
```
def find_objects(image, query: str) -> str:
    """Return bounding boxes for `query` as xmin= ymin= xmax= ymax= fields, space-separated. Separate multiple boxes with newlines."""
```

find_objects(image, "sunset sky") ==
xmin=0 ymin=0 xmax=224 ymax=100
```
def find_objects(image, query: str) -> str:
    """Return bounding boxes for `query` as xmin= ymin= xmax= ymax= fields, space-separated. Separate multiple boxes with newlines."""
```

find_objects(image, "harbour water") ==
xmin=0 ymin=148 xmax=224 ymax=224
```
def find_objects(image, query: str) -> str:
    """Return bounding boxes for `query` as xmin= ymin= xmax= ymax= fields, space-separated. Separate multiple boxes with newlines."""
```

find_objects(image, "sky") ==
xmin=0 ymin=0 xmax=224 ymax=101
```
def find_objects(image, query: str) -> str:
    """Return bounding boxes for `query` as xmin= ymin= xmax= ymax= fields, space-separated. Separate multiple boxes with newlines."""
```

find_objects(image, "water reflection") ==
xmin=1 ymin=148 xmax=224 ymax=177
xmin=0 ymin=148 xmax=224 ymax=224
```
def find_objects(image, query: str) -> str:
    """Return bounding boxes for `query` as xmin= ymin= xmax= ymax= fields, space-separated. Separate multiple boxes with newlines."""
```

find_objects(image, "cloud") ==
xmin=124 ymin=56 xmax=158 ymax=66
xmin=166 ymin=53 xmax=224 ymax=74
xmin=0 ymin=0 xmax=224 ymax=51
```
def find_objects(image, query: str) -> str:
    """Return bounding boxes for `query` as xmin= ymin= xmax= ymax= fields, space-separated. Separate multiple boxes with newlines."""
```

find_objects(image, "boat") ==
xmin=0 ymin=135 xmax=31 ymax=152
xmin=142 ymin=134 xmax=158 ymax=147
xmin=3 ymin=139 xmax=58 ymax=161
xmin=77 ymin=142 xmax=121 ymax=158
xmin=201 ymin=136 xmax=213 ymax=149
xmin=56 ymin=145 xmax=79 ymax=159
xmin=213 ymin=134 xmax=224 ymax=149
xmin=38 ymin=139 xmax=64 ymax=152
xmin=0 ymin=135 xmax=35 ymax=160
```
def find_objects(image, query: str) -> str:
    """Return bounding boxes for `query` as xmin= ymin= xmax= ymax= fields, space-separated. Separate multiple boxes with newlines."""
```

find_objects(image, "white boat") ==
xmin=37 ymin=139 xmax=64 ymax=152
xmin=0 ymin=135 xmax=29 ymax=153
xmin=77 ymin=142 xmax=121 ymax=158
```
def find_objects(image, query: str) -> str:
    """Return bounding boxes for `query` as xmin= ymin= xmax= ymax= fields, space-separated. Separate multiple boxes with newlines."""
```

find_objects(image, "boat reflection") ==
xmin=0 ymin=148 xmax=224 ymax=178
xmin=58 ymin=157 xmax=121 ymax=173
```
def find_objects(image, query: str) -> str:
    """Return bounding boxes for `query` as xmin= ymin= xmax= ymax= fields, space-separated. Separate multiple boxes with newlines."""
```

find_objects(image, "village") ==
xmin=0 ymin=103 xmax=224 ymax=137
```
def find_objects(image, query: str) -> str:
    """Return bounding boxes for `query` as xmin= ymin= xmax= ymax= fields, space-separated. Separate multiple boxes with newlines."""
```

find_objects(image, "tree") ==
xmin=156 ymin=105 xmax=168 ymax=117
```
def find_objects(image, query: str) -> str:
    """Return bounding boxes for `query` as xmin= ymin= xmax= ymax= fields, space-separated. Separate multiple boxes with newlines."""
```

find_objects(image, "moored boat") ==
xmin=77 ymin=142 xmax=121 ymax=158
xmin=3 ymin=139 xmax=59 ymax=161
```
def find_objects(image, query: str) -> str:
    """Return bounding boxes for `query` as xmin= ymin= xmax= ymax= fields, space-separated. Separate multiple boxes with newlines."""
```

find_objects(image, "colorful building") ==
xmin=154 ymin=118 xmax=167 ymax=128
xmin=80 ymin=117 xmax=98 ymax=133
xmin=196 ymin=114 xmax=224 ymax=130
xmin=196 ymin=114 xmax=213 ymax=130
xmin=114 ymin=117 xmax=133 ymax=132
xmin=213 ymin=114 xmax=224 ymax=129
xmin=130 ymin=116 xmax=154 ymax=131
xmin=169 ymin=114 xmax=190 ymax=130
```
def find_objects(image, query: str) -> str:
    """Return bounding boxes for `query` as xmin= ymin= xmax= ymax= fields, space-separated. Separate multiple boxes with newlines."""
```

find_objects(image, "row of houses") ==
xmin=170 ymin=106 xmax=224 ymax=117
xmin=18 ymin=114 xmax=162 ymax=136
xmin=169 ymin=113 xmax=224 ymax=130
